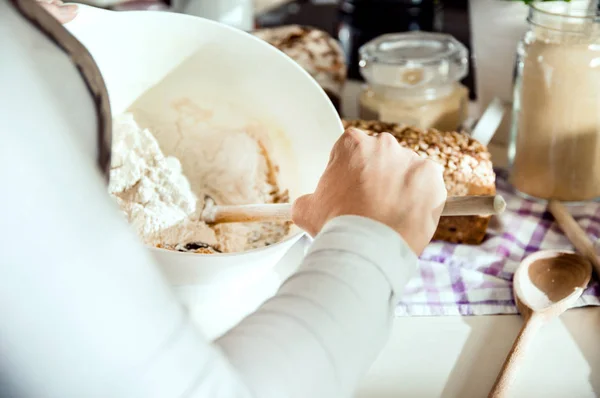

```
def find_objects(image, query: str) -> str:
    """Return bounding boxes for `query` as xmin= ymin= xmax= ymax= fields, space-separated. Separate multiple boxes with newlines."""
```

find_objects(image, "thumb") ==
xmin=291 ymin=194 xmax=317 ymax=236
xmin=39 ymin=2 xmax=79 ymax=24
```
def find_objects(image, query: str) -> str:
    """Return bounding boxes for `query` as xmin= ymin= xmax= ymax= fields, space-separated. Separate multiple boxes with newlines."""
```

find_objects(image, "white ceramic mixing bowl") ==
xmin=66 ymin=4 xmax=342 ymax=338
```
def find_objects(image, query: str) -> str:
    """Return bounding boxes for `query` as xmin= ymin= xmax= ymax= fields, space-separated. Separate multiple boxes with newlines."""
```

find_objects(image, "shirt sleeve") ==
xmin=216 ymin=215 xmax=418 ymax=398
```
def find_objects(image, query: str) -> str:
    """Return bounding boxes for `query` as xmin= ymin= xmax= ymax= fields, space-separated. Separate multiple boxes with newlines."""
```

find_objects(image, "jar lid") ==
xmin=359 ymin=31 xmax=468 ymax=89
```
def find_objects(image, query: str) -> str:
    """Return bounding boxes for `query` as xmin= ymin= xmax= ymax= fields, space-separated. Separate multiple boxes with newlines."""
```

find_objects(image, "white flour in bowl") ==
xmin=108 ymin=113 xmax=290 ymax=254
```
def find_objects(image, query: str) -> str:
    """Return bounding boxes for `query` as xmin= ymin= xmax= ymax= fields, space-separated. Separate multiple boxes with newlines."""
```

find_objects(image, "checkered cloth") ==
xmin=396 ymin=169 xmax=600 ymax=316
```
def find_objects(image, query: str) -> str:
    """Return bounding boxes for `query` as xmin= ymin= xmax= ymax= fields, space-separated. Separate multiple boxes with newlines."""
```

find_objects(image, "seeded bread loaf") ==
xmin=342 ymin=120 xmax=496 ymax=245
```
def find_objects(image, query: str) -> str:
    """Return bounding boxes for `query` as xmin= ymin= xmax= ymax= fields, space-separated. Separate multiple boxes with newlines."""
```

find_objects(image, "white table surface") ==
xmin=311 ymin=81 xmax=600 ymax=398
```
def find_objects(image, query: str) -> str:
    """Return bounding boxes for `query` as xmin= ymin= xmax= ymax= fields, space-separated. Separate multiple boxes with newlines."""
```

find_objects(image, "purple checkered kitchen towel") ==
xmin=396 ymin=169 xmax=600 ymax=316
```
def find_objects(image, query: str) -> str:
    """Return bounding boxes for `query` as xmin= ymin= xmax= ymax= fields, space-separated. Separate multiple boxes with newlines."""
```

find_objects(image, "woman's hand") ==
xmin=292 ymin=127 xmax=447 ymax=255
xmin=37 ymin=0 xmax=78 ymax=24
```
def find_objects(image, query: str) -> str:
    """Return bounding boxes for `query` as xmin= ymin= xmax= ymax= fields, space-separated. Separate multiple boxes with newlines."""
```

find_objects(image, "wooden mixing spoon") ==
xmin=548 ymin=200 xmax=600 ymax=277
xmin=488 ymin=250 xmax=592 ymax=398
xmin=202 ymin=194 xmax=507 ymax=224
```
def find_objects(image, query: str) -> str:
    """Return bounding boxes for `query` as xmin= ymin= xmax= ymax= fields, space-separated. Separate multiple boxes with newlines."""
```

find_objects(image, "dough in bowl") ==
xmin=108 ymin=113 xmax=290 ymax=254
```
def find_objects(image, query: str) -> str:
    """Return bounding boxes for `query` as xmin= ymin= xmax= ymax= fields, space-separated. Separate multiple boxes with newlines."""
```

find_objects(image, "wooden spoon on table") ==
xmin=548 ymin=200 xmax=600 ymax=277
xmin=488 ymin=250 xmax=591 ymax=398
xmin=201 ymin=194 xmax=507 ymax=224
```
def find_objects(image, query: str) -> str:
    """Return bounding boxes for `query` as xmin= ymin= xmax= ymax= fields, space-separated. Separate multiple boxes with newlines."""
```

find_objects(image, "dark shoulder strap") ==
xmin=10 ymin=0 xmax=112 ymax=182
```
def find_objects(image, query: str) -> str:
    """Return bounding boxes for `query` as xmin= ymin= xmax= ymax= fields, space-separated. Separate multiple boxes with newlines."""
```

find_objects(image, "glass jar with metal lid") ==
xmin=359 ymin=31 xmax=469 ymax=132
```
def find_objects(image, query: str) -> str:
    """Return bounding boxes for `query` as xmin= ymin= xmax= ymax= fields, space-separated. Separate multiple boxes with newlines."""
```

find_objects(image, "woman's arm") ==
xmin=217 ymin=216 xmax=417 ymax=398
xmin=0 ymin=123 xmax=417 ymax=398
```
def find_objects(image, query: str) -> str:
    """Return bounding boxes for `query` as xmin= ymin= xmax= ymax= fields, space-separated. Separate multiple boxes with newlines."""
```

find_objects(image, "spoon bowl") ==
xmin=489 ymin=250 xmax=592 ymax=398
xmin=513 ymin=250 xmax=592 ymax=318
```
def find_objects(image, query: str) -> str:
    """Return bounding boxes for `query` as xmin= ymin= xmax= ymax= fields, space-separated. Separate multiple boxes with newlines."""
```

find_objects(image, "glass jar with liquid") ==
xmin=359 ymin=31 xmax=469 ymax=132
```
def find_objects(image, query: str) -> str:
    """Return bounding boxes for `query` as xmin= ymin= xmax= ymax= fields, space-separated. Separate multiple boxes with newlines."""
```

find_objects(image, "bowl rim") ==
xmin=69 ymin=4 xmax=341 ymax=119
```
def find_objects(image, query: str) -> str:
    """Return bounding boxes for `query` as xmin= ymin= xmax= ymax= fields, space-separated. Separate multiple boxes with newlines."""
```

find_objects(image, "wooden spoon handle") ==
xmin=548 ymin=200 xmax=600 ymax=277
xmin=204 ymin=195 xmax=506 ymax=224
xmin=442 ymin=195 xmax=506 ymax=217
xmin=489 ymin=315 xmax=543 ymax=398
xmin=206 ymin=203 xmax=292 ymax=224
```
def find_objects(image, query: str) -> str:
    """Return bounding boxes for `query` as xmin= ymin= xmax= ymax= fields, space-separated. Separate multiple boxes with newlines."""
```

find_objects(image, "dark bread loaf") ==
xmin=342 ymin=120 xmax=496 ymax=245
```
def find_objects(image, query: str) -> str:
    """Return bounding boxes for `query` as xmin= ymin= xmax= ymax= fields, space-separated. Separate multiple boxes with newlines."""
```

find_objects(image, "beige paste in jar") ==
xmin=511 ymin=28 xmax=600 ymax=201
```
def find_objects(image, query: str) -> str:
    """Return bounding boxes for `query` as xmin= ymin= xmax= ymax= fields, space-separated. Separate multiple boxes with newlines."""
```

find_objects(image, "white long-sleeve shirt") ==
xmin=0 ymin=2 xmax=419 ymax=396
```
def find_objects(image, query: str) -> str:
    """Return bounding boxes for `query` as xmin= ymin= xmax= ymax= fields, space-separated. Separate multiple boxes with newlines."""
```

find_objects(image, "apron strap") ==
xmin=10 ymin=0 xmax=112 ymax=182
